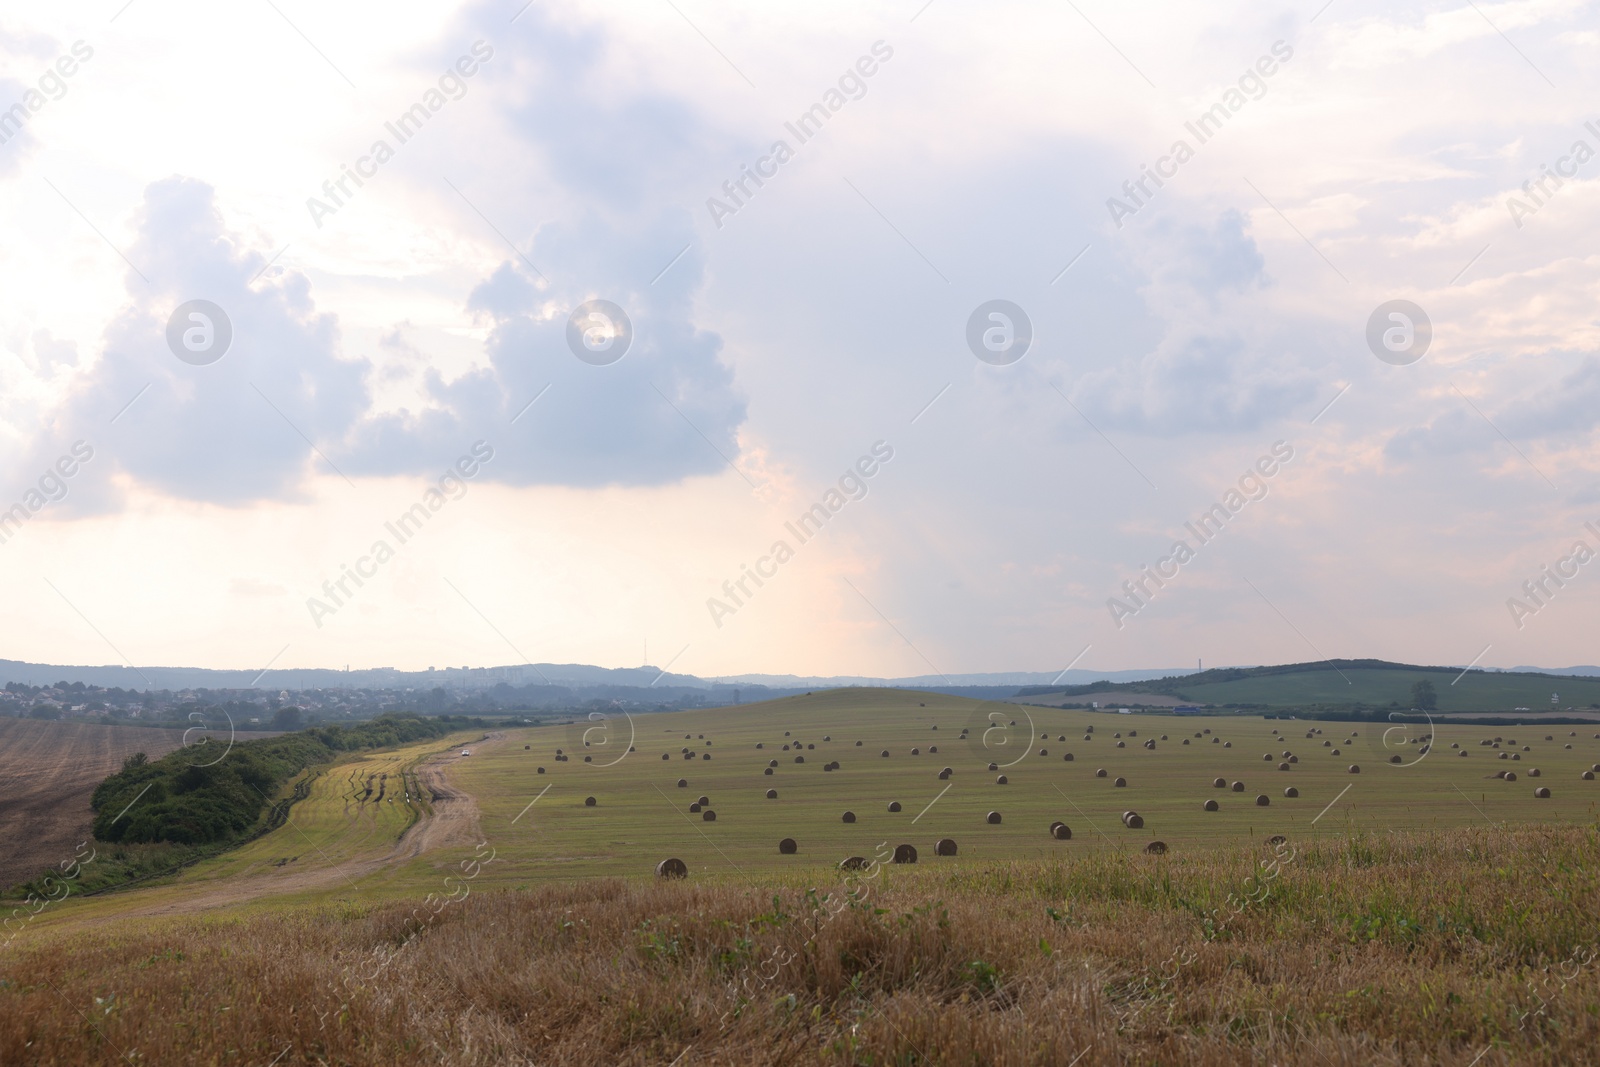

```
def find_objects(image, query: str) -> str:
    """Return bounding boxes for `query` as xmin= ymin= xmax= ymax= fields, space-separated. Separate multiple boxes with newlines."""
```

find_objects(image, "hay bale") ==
xmin=1039 ymin=748 xmax=1049 ymax=756
xmin=935 ymin=838 xmax=958 ymax=855
xmin=1063 ymin=753 xmax=1074 ymax=761
xmin=1096 ymin=768 xmax=1107 ymax=778
xmin=989 ymin=762 xmax=1000 ymax=771
xmin=1279 ymin=762 xmax=1291 ymax=771
xmin=855 ymin=741 xmax=863 ymax=746
xmin=537 ymin=767 xmax=546 ymax=774
xmin=1505 ymin=771 xmax=1518 ymax=781
xmin=678 ymin=779 xmax=688 ymax=788
xmin=1223 ymin=742 xmax=1232 ymax=748
xmin=1143 ymin=841 xmax=1167 ymax=854
xmin=893 ymin=843 xmax=918 ymax=864
xmin=656 ymin=858 xmax=688 ymax=879
xmin=1231 ymin=781 xmax=1245 ymax=792
xmin=701 ymin=753 xmax=711 ymax=760
xmin=842 ymin=811 xmax=856 ymax=823
xmin=1049 ymin=820 xmax=1063 ymax=834
xmin=996 ymin=775 xmax=1009 ymax=785
xmin=1255 ymin=795 xmax=1270 ymax=807
xmin=929 ymin=746 xmax=938 ymax=753
xmin=1530 ymin=768 xmax=1541 ymax=777
xmin=585 ymin=796 xmax=597 ymax=807
xmin=823 ymin=735 xmax=831 ymax=741
xmin=1213 ymin=778 xmax=1227 ymax=788
xmin=1535 ymin=787 xmax=1552 ymax=798
xmin=778 ymin=838 xmax=797 ymax=854
xmin=1114 ymin=777 xmax=1127 ymax=787
xmin=698 ymin=796 xmax=710 ymax=806
xmin=1182 ymin=739 xmax=1190 ymax=745
xmin=1266 ymin=834 xmax=1287 ymax=846
xmin=583 ymin=755 xmax=592 ymax=763
xmin=1143 ymin=740 xmax=1155 ymax=750
xmin=1051 ymin=823 xmax=1071 ymax=840
xmin=938 ymin=768 xmax=951 ymax=780
xmin=764 ymin=767 xmax=774 ymax=775
xmin=986 ymin=811 xmax=1002 ymax=824
xmin=1204 ymin=799 xmax=1220 ymax=811
xmin=661 ymin=753 xmax=669 ymax=761
xmin=769 ymin=760 xmax=779 ymax=768
xmin=839 ymin=855 xmax=867 ymax=870
xmin=1289 ymin=755 xmax=1299 ymax=763
xmin=1116 ymin=741 xmax=1126 ymax=748
xmin=795 ymin=755 xmax=805 ymax=763
xmin=911 ymin=747 xmax=920 ymax=755
xmin=766 ymin=788 xmax=778 ymax=799
xmin=1263 ymin=753 xmax=1273 ymax=761
xmin=888 ymin=801 xmax=902 ymax=812
xmin=881 ymin=750 xmax=890 ymax=758
xmin=1123 ymin=813 xmax=1144 ymax=829
xmin=1348 ymin=765 xmax=1361 ymax=774
xmin=1583 ymin=771 xmax=1595 ymax=781
xmin=1284 ymin=786 xmax=1299 ymax=798
xmin=702 ymin=809 xmax=716 ymax=821
xmin=689 ymin=803 xmax=702 ymax=813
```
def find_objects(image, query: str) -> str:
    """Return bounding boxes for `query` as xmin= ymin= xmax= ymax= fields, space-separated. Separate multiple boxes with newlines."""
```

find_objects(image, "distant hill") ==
xmin=1015 ymin=659 xmax=1600 ymax=714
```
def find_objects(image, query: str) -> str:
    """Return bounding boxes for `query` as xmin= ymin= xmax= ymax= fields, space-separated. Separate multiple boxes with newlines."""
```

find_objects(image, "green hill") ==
xmin=1017 ymin=659 xmax=1600 ymax=715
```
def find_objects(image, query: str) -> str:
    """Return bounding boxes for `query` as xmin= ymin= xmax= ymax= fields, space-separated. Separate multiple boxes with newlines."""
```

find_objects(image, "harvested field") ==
xmin=0 ymin=720 xmax=185 ymax=889
xmin=1 ymin=826 xmax=1594 ymax=1065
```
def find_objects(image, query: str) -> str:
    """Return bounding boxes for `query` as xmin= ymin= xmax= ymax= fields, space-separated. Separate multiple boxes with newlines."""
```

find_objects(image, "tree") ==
xmin=270 ymin=706 xmax=303 ymax=732
xmin=1410 ymin=680 xmax=1437 ymax=711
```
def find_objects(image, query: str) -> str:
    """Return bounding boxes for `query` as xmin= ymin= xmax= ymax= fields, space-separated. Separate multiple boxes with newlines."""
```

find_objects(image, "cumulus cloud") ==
xmin=44 ymin=176 xmax=369 ymax=506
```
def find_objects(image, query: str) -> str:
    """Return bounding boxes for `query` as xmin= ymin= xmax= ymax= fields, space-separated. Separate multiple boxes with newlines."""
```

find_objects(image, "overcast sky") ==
xmin=2 ymin=0 xmax=1598 ymax=679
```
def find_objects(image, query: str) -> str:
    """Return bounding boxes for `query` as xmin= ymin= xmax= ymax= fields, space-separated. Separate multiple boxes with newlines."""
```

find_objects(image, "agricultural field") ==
xmin=3 ymin=690 xmax=1599 ymax=1065
xmin=0 ymin=719 xmax=185 ymax=890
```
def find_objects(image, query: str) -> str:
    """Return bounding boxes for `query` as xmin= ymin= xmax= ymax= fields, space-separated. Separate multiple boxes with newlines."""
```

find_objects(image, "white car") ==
xmin=461 ymin=749 xmax=471 ymax=756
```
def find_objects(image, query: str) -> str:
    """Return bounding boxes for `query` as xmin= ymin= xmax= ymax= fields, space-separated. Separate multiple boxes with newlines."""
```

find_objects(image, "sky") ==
xmin=1 ymin=0 xmax=1598 ymax=680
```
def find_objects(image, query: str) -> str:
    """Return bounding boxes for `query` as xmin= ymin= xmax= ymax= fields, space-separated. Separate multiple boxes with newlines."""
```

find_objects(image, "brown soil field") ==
xmin=0 ymin=720 xmax=186 ymax=889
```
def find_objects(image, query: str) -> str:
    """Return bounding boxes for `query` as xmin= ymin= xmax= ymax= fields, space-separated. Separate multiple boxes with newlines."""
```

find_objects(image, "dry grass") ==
xmin=2 ymin=825 xmax=1597 ymax=1066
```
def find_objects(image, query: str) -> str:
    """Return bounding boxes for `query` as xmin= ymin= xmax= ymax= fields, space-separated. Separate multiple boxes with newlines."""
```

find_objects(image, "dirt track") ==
xmin=72 ymin=732 xmax=503 ymax=919
xmin=0 ymin=720 xmax=186 ymax=890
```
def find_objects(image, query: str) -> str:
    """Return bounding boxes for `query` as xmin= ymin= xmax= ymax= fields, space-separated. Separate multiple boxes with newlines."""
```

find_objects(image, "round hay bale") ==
xmin=855 ymin=740 xmax=863 ymax=746
xmin=555 ymin=748 xmax=564 ymax=755
xmin=1223 ymin=741 xmax=1232 ymax=748
xmin=661 ymin=753 xmax=669 ymax=760
xmin=1123 ymin=813 xmax=1144 ymax=829
xmin=935 ymin=838 xmax=958 ymax=855
xmin=1114 ymin=777 xmax=1127 ymax=787
xmin=1332 ymin=749 xmax=1341 ymax=756
xmin=1255 ymin=795 xmax=1270 ymax=807
xmin=537 ymin=767 xmax=546 ymax=774
xmin=1144 ymin=841 xmax=1167 ymax=854
xmin=525 ymin=744 xmax=531 ymax=750
xmin=1505 ymin=771 xmax=1518 ymax=781
xmin=1049 ymin=820 xmax=1063 ymax=834
xmin=888 ymin=801 xmax=902 ymax=812
xmin=989 ymin=762 xmax=999 ymax=771
xmin=1114 ymin=732 xmax=1122 ymax=738
xmin=764 ymin=767 xmax=774 ymax=775
xmin=795 ymin=755 xmax=805 ymax=764
xmin=1039 ymin=748 xmax=1049 ymax=756
xmin=655 ymin=858 xmax=688 ymax=879
xmin=1530 ymin=768 xmax=1541 ymax=777
xmin=1231 ymin=781 xmax=1245 ymax=792
xmin=1289 ymin=755 xmax=1299 ymax=763
xmin=678 ymin=779 xmax=688 ymax=788
xmin=1213 ymin=777 xmax=1227 ymax=788
xmin=842 ymin=811 xmax=856 ymax=823
xmin=585 ymin=796 xmax=597 ymax=807
xmin=1058 ymin=734 xmax=1066 ymax=742
xmin=986 ymin=811 xmax=1002 ymax=825
xmin=1263 ymin=753 xmax=1273 ymax=761
xmin=1116 ymin=741 xmax=1126 ymax=748
xmin=1279 ymin=762 xmax=1291 ymax=771
xmin=911 ymin=747 xmax=920 ymax=755
xmin=701 ymin=753 xmax=711 ymax=760
xmin=697 ymin=795 xmax=710 ymax=806
xmin=938 ymin=768 xmax=951 ymax=780
xmin=823 ymin=735 xmax=831 ymax=741
xmin=881 ymin=750 xmax=890 ymax=758
xmin=1460 ymin=751 xmax=1468 ymax=757
xmin=1095 ymin=768 xmax=1108 ymax=778
xmin=766 ymin=788 xmax=778 ymax=799
xmin=929 ymin=746 xmax=938 ymax=753
xmin=1063 ymin=753 xmax=1074 ymax=761
xmin=1535 ymin=787 xmax=1552 ymax=798
xmin=1284 ymin=786 xmax=1299 ymax=798
xmin=1204 ymin=799 xmax=1220 ymax=811
xmin=893 ymin=843 xmax=918 ymax=864
xmin=1266 ymin=834 xmax=1287 ymax=846
xmin=701 ymin=809 xmax=716 ymax=821
xmin=996 ymin=775 xmax=1009 ymax=785
xmin=688 ymin=803 xmax=701 ymax=813
xmin=838 ymin=855 xmax=867 ymax=870
xmin=1183 ymin=739 xmax=1190 ymax=745
xmin=778 ymin=838 xmax=797 ymax=854
xmin=1051 ymin=823 xmax=1071 ymax=840
xmin=1143 ymin=740 xmax=1155 ymax=750
xmin=1583 ymin=770 xmax=1595 ymax=781
xmin=583 ymin=755 xmax=592 ymax=763
xmin=769 ymin=759 xmax=779 ymax=768
xmin=1349 ymin=765 xmax=1361 ymax=774
xmin=1593 ymin=764 xmax=1600 ymax=773
xmin=755 ymin=742 xmax=763 ymax=749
